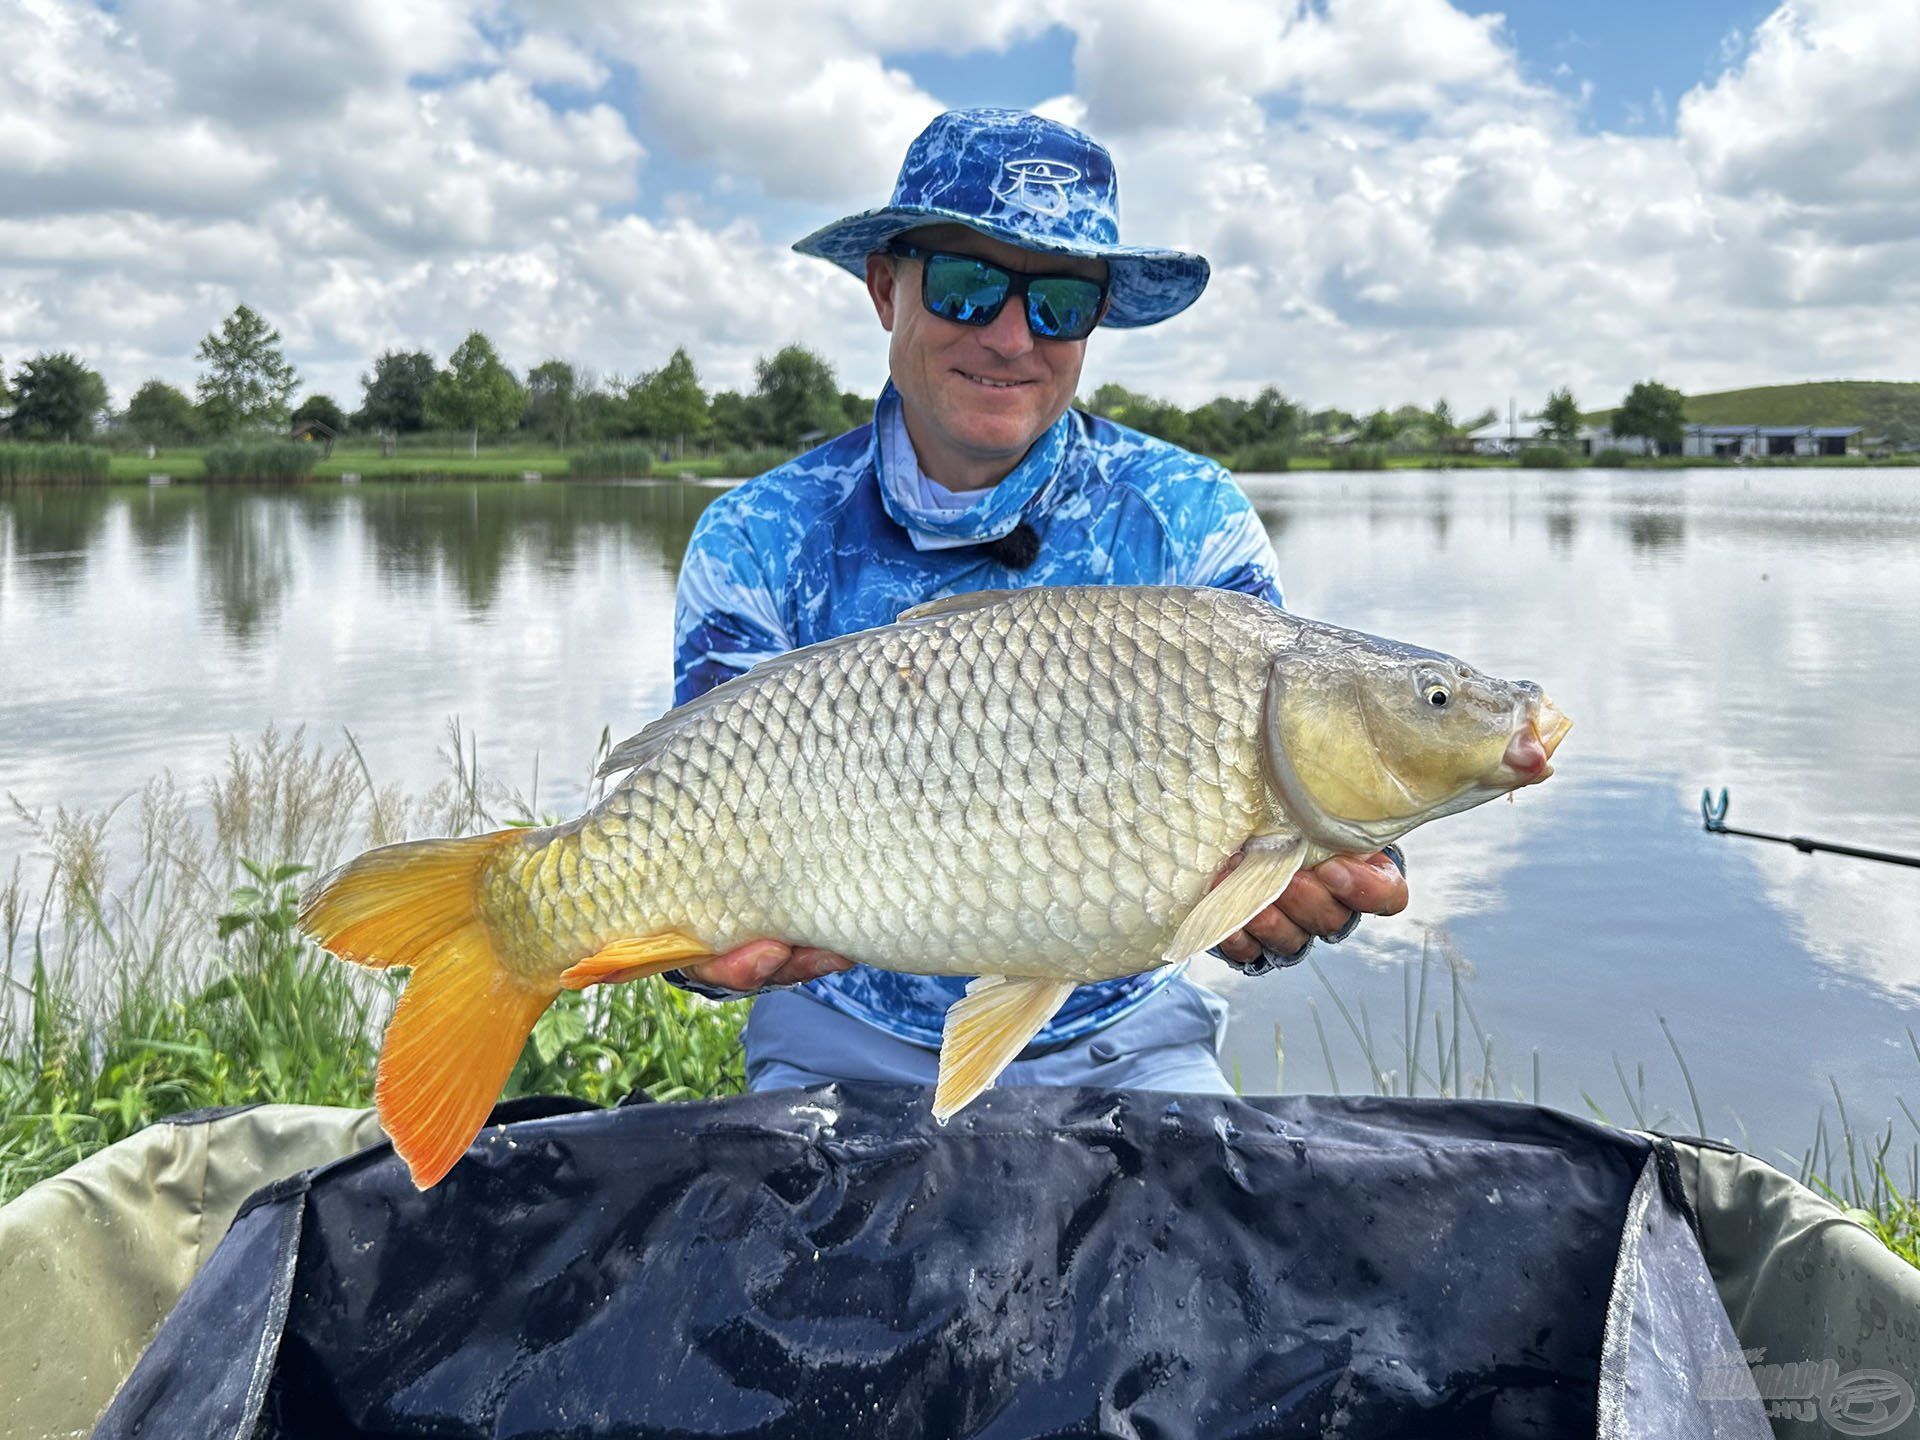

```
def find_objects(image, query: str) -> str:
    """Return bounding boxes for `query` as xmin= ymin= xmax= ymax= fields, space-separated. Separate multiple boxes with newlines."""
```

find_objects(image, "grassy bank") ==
xmin=101 ymin=441 xmax=795 ymax=484
xmin=0 ymin=724 xmax=743 ymax=1203
xmin=2 ymin=725 xmax=1916 ymax=1272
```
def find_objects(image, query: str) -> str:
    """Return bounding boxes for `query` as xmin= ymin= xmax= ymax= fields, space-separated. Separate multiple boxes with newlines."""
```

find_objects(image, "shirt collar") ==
xmin=870 ymin=380 xmax=1070 ymax=553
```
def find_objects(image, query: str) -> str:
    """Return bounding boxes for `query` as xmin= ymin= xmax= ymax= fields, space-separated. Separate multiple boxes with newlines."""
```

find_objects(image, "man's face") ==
xmin=865 ymin=224 xmax=1107 ymax=480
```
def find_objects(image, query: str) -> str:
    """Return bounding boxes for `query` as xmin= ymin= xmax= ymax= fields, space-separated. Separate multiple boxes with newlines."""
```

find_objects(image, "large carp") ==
xmin=301 ymin=585 xmax=1568 ymax=1188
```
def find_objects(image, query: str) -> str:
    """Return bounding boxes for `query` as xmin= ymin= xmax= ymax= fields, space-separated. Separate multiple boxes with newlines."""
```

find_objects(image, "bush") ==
xmin=0 ymin=443 xmax=111 ymax=484
xmin=202 ymin=439 xmax=318 ymax=482
xmin=1516 ymin=445 xmax=1575 ymax=469
xmin=1326 ymin=444 xmax=1388 ymax=470
xmin=1233 ymin=440 xmax=1293 ymax=474
xmin=0 ymin=725 xmax=746 ymax=1203
xmin=568 ymin=445 xmax=656 ymax=480
xmin=1590 ymin=448 xmax=1635 ymax=468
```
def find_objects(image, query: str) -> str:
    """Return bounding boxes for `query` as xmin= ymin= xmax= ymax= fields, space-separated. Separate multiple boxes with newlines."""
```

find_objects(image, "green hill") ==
xmin=1586 ymin=380 xmax=1920 ymax=445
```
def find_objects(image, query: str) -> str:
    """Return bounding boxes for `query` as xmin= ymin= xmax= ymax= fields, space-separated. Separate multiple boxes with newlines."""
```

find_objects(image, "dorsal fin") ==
xmin=895 ymin=588 xmax=1026 ymax=624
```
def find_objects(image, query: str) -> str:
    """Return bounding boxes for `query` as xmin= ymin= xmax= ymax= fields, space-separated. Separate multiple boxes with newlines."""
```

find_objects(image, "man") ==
xmin=667 ymin=108 xmax=1407 ymax=1093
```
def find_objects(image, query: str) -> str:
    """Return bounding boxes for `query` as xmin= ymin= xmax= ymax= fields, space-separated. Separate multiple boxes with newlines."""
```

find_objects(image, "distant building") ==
xmin=1585 ymin=424 xmax=1863 ymax=459
xmin=1472 ymin=418 xmax=1863 ymax=459
xmin=289 ymin=420 xmax=337 ymax=457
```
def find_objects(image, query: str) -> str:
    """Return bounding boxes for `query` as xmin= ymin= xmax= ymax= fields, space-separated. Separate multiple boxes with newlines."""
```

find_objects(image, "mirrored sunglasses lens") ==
xmin=923 ymin=256 xmax=1008 ymax=325
xmin=1026 ymin=277 xmax=1103 ymax=339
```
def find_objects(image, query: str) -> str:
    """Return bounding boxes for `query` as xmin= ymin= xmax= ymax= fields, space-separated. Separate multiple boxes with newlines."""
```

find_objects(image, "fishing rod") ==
xmin=1700 ymin=788 xmax=1920 ymax=869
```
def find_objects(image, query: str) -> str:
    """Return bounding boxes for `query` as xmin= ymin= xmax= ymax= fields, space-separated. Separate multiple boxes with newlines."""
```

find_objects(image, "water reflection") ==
xmin=0 ymin=486 xmax=114 ymax=592
xmin=3 ymin=469 xmax=1919 ymax=1157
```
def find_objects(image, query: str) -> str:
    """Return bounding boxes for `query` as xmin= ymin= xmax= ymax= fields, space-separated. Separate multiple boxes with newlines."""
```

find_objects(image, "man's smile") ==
xmin=955 ymin=370 xmax=1034 ymax=389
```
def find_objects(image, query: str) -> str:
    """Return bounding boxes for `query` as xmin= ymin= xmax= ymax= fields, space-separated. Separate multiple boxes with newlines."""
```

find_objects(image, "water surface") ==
xmin=3 ymin=471 xmax=1917 ymax=1159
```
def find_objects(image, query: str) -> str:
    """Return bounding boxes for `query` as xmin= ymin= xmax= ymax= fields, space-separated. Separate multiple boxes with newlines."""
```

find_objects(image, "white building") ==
xmin=1582 ymin=424 xmax=1862 ymax=458
xmin=1476 ymin=420 xmax=1863 ymax=458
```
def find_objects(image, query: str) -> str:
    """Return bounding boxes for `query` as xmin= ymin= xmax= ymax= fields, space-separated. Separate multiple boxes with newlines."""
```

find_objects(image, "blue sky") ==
xmin=1464 ymin=0 xmax=1780 ymax=130
xmin=880 ymin=4 xmax=1783 ymax=135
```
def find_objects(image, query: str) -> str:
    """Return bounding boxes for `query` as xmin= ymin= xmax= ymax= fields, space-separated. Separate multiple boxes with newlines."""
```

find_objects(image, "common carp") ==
xmin=300 ymin=585 xmax=1569 ymax=1188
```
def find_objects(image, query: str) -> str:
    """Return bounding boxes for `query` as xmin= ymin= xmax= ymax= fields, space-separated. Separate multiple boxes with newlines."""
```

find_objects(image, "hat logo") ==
xmin=990 ymin=158 xmax=1081 ymax=218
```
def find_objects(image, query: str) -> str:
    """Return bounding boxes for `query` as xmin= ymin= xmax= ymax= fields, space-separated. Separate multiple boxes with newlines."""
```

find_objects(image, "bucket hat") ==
xmin=793 ymin=107 xmax=1208 ymax=330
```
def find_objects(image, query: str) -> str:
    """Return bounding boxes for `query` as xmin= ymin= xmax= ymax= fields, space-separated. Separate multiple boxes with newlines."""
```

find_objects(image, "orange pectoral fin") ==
xmin=557 ymin=931 xmax=714 ymax=991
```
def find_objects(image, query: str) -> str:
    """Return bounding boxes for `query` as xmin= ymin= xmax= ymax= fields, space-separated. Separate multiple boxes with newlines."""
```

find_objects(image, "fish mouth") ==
xmin=1502 ymin=694 xmax=1571 ymax=784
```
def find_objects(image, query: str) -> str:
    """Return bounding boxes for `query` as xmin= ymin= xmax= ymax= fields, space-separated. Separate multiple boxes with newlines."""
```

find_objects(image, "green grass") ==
xmin=0 ymin=723 xmax=743 ymax=1204
xmin=101 ymin=443 xmax=802 ymax=485
xmin=1585 ymin=379 xmax=1920 ymax=446
xmin=202 ymin=439 xmax=318 ymax=482
xmin=0 ymin=444 xmax=112 ymax=484
xmin=1281 ymin=936 xmax=1920 ymax=1266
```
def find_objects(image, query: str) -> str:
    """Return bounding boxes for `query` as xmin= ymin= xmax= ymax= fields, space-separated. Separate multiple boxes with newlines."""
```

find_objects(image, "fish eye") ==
xmin=1423 ymin=683 xmax=1451 ymax=709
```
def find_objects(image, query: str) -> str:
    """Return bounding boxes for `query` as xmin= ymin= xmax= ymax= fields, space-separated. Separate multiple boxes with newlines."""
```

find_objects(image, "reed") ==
xmin=568 ymin=445 xmax=656 ymax=480
xmin=0 ymin=723 xmax=743 ymax=1204
xmin=0 ymin=444 xmax=111 ymax=485
xmin=201 ymin=439 xmax=319 ymax=482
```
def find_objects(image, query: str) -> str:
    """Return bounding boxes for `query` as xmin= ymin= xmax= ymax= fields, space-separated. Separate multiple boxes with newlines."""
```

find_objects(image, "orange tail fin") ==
xmin=300 ymin=834 xmax=714 ymax=1189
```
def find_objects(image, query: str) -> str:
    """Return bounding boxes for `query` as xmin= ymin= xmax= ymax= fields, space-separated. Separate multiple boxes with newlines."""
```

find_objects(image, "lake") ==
xmin=3 ymin=470 xmax=1917 ymax=1164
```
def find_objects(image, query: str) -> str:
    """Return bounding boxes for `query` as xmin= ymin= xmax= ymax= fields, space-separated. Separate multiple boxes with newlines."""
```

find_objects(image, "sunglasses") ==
xmin=887 ymin=242 xmax=1108 ymax=342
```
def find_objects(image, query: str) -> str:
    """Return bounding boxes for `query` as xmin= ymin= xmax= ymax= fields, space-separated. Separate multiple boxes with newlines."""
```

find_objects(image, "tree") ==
xmin=629 ymin=347 xmax=709 ymax=453
xmin=753 ymin=345 xmax=843 ymax=448
xmin=1248 ymin=386 xmax=1301 ymax=449
xmin=428 ymin=331 xmax=526 ymax=456
xmin=196 ymin=304 xmax=299 ymax=435
xmin=707 ymin=390 xmax=760 ymax=448
xmin=1613 ymin=380 xmax=1687 ymax=455
xmin=1540 ymin=387 xmax=1582 ymax=445
xmin=356 ymin=350 xmax=439 ymax=434
xmin=291 ymin=393 xmax=346 ymax=433
xmin=523 ymin=360 xmax=582 ymax=448
xmin=125 ymin=380 xmax=201 ymax=445
xmin=8 ymin=352 xmax=110 ymax=440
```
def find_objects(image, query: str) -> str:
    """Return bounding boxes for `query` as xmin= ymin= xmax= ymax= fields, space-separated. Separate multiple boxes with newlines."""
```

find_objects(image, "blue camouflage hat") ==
xmin=793 ymin=108 xmax=1209 ymax=330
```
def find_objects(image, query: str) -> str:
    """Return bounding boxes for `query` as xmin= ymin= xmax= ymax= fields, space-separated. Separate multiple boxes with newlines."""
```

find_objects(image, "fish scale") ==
xmin=492 ymin=585 xmax=1277 ymax=985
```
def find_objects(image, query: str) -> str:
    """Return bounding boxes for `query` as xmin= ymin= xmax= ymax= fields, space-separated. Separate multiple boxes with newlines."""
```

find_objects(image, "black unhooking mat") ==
xmin=94 ymin=1085 xmax=1706 ymax=1439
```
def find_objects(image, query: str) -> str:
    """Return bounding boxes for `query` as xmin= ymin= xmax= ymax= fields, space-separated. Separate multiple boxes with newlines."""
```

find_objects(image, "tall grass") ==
xmin=1325 ymin=444 xmax=1389 ymax=470
xmin=0 ymin=444 xmax=112 ymax=485
xmin=709 ymin=448 xmax=795 ymax=478
xmin=1231 ymin=441 xmax=1294 ymax=474
xmin=569 ymin=444 xmax=656 ymax=480
xmin=1281 ymin=932 xmax=1920 ymax=1267
xmin=0 ymin=723 xmax=743 ymax=1203
xmin=202 ymin=439 xmax=319 ymax=482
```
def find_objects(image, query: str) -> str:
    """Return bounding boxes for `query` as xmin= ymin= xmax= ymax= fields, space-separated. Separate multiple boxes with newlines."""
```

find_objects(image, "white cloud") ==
xmin=2 ymin=0 xmax=1919 ymax=419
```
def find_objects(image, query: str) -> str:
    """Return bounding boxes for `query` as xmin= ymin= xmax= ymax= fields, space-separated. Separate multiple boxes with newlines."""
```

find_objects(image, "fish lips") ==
xmin=1501 ymin=696 xmax=1571 ymax=784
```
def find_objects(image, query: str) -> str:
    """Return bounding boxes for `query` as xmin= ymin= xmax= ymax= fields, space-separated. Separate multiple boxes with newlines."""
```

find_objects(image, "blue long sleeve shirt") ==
xmin=671 ymin=383 xmax=1284 ymax=1048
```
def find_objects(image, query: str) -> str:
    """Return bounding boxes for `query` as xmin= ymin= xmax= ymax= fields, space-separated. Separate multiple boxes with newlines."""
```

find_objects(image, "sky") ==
xmin=3 ymin=0 xmax=1917 ymax=417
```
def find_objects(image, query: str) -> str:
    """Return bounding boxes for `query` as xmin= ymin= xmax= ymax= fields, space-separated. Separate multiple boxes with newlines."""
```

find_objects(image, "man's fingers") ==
xmin=764 ymin=947 xmax=855 ymax=987
xmin=1315 ymin=854 xmax=1409 ymax=916
xmin=1214 ymin=927 xmax=1264 ymax=964
xmin=1273 ymin=871 xmax=1353 ymax=940
xmin=680 ymin=938 xmax=795 ymax=991
xmin=681 ymin=939 xmax=853 ymax=992
xmin=1243 ymin=905 xmax=1314 ymax=957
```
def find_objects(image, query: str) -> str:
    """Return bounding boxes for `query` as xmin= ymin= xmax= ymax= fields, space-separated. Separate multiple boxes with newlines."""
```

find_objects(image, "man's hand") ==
xmin=677 ymin=939 xmax=854 ymax=994
xmin=1212 ymin=851 xmax=1408 ymax=966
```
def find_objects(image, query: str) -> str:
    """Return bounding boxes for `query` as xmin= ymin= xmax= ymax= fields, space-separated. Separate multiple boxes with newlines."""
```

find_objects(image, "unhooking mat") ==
xmin=62 ymin=1085 xmax=1786 ymax=1439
